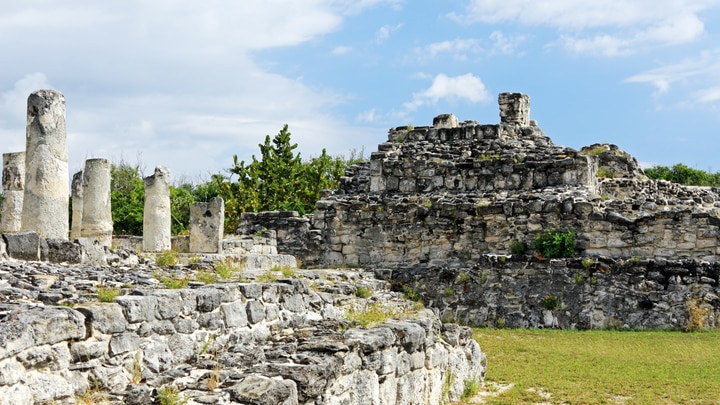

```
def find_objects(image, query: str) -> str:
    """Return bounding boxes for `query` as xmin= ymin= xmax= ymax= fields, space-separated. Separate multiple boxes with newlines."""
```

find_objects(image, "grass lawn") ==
xmin=473 ymin=328 xmax=720 ymax=404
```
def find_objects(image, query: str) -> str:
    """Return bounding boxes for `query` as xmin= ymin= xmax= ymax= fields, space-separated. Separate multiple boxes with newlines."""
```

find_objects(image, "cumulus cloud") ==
xmin=332 ymin=45 xmax=353 ymax=55
xmin=452 ymin=0 xmax=716 ymax=55
xmin=0 ymin=2 xmax=395 ymax=179
xmin=420 ymin=38 xmax=483 ymax=60
xmin=415 ymin=32 xmax=525 ymax=62
xmin=376 ymin=23 xmax=403 ymax=43
xmin=624 ymin=50 xmax=720 ymax=94
xmin=403 ymin=73 xmax=491 ymax=112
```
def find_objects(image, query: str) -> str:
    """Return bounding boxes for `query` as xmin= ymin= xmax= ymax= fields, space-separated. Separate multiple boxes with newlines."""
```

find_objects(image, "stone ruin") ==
xmin=1 ymin=89 xmax=231 ymax=260
xmin=242 ymin=92 xmax=720 ymax=330
xmin=0 ymin=91 xmax=486 ymax=404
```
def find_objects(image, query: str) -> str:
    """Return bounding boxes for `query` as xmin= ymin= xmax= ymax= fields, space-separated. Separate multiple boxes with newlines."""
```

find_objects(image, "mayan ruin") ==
xmin=1 ymin=90 xmax=719 ymax=404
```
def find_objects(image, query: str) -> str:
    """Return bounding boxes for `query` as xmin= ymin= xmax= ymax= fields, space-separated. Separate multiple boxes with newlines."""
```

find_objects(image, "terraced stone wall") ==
xmin=0 ymin=277 xmax=484 ymax=405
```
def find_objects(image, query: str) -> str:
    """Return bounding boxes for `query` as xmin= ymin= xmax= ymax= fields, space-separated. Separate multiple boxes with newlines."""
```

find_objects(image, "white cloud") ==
xmin=488 ymin=31 xmax=526 ymax=55
xmin=332 ymin=45 xmax=353 ymax=55
xmin=376 ymin=23 xmax=403 ymax=43
xmin=334 ymin=0 xmax=405 ymax=15
xmin=403 ymin=73 xmax=491 ymax=112
xmin=357 ymin=108 xmax=379 ymax=122
xmin=624 ymin=50 xmax=720 ymax=94
xmin=452 ymin=0 xmax=718 ymax=55
xmin=422 ymin=38 xmax=483 ymax=60
xmin=695 ymin=87 xmax=720 ymax=103
xmin=0 ymin=2 xmax=395 ymax=180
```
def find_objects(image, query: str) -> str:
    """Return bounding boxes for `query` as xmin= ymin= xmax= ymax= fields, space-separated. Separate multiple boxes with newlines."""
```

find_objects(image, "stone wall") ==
xmin=237 ymin=92 xmax=720 ymax=330
xmin=386 ymin=255 xmax=720 ymax=330
xmin=0 ymin=260 xmax=484 ymax=405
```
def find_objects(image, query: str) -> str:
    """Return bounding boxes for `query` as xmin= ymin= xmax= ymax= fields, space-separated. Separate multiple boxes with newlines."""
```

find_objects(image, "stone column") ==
xmin=498 ymin=92 xmax=530 ymax=126
xmin=70 ymin=170 xmax=83 ymax=240
xmin=20 ymin=89 xmax=69 ymax=239
xmin=80 ymin=159 xmax=112 ymax=246
xmin=143 ymin=166 xmax=171 ymax=252
xmin=189 ymin=197 xmax=224 ymax=253
xmin=1 ymin=152 xmax=26 ymax=233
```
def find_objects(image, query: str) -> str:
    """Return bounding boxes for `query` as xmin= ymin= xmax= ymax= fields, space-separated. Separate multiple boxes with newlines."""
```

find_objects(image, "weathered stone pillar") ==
xmin=189 ymin=197 xmax=224 ymax=253
xmin=1 ymin=152 xmax=25 ymax=233
xmin=70 ymin=170 xmax=83 ymax=240
xmin=498 ymin=92 xmax=530 ymax=126
xmin=21 ymin=89 xmax=69 ymax=239
xmin=143 ymin=166 xmax=171 ymax=252
xmin=81 ymin=159 xmax=112 ymax=246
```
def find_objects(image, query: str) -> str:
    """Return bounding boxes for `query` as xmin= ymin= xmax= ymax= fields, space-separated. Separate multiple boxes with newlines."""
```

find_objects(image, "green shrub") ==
xmin=540 ymin=294 xmax=562 ymax=311
xmin=402 ymin=285 xmax=422 ymax=302
xmin=510 ymin=239 xmax=527 ymax=255
xmin=462 ymin=376 xmax=482 ymax=401
xmin=345 ymin=303 xmax=396 ymax=328
xmin=597 ymin=167 xmax=616 ymax=179
xmin=214 ymin=261 xmax=239 ymax=279
xmin=156 ymin=250 xmax=179 ymax=267
xmin=533 ymin=229 xmax=575 ymax=258
xmin=581 ymin=257 xmax=595 ymax=269
xmin=96 ymin=287 xmax=120 ymax=303
xmin=355 ymin=286 xmax=373 ymax=298
xmin=155 ymin=273 xmax=189 ymax=289
xmin=156 ymin=385 xmax=188 ymax=405
xmin=194 ymin=270 xmax=218 ymax=285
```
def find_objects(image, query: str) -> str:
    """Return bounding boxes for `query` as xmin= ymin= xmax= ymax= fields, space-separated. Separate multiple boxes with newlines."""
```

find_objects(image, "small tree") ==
xmin=111 ymin=162 xmax=145 ymax=236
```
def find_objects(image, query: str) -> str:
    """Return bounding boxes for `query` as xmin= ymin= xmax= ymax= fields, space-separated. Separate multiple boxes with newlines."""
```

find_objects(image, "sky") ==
xmin=2 ymin=1 xmax=720 ymax=187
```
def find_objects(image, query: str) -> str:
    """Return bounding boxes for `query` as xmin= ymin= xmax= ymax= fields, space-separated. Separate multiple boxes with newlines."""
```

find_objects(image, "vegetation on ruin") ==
xmin=532 ymin=229 xmax=575 ymax=258
xmin=156 ymin=385 xmax=188 ymax=405
xmin=107 ymin=127 xmax=363 ymax=236
xmin=219 ymin=124 xmax=354 ymax=231
xmin=645 ymin=163 xmax=720 ymax=186
xmin=155 ymin=249 xmax=179 ymax=267
xmin=96 ymin=286 xmax=120 ymax=303
xmin=474 ymin=328 xmax=720 ymax=404
xmin=345 ymin=302 xmax=397 ymax=328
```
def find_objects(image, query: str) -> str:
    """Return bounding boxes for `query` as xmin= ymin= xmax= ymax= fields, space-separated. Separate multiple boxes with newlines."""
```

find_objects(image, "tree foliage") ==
xmin=645 ymin=164 xmax=720 ymax=187
xmin=220 ymin=124 xmax=346 ymax=232
xmin=106 ymin=126 xmax=357 ymax=236
xmin=110 ymin=162 xmax=145 ymax=236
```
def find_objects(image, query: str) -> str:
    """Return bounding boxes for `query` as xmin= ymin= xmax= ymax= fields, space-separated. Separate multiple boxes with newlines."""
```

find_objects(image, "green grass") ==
xmin=96 ymin=286 xmax=120 ymax=302
xmin=154 ymin=272 xmax=189 ymax=289
xmin=345 ymin=303 xmax=397 ymax=328
xmin=155 ymin=250 xmax=179 ymax=267
xmin=474 ymin=328 xmax=720 ymax=404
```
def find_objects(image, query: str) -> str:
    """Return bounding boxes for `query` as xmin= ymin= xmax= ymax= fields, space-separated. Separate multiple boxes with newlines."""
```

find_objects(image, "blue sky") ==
xmin=2 ymin=1 xmax=720 ymax=184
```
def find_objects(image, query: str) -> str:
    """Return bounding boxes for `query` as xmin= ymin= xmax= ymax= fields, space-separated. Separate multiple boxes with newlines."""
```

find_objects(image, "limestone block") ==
xmin=75 ymin=302 xmax=128 ymax=334
xmin=109 ymin=333 xmax=140 ymax=356
xmin=189 ymin=197 xmax=224 ymax=253
xmin=81 ymin=159 xmax=112 ymax=246
xmin=70 ymin=340 xmax=109 ymax=362
xmin=228 ymin=374 xmax=298 ymax=405
xmin=21 ymin=90 xmax=69 ymax=239
xmin=221 ymin=301 xmax=248 ymax=328
xmin=1 ymin=151 xmax=25 ymax=233
xmin=115 ymin=296 xmax=158 ymax=323
xmin=3 ymin=231 xmax=40 ymax=261
xmin=433 ymin=113 xmax=458 ymax=129
xmin=151 ymin=290 xmax=185 ymax=319
xmin=143 ymin=166 xmax=171 ymax=252
xmin=45 ymin=238 xmax=83 ymax=264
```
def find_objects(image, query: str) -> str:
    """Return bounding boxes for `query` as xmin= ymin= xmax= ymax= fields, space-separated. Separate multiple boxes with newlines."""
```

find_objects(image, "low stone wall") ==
xmin=0 ymin=261 xmax=485 ymax=405
xmin=242 ymin=184 xmax=720 ymax=269
xmin=386 ymin=255 xmax=720 ymax=330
